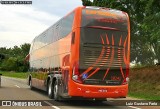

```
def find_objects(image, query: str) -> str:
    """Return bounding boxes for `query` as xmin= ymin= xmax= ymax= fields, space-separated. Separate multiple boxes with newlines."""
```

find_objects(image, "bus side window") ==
xmin=55 ymin=24 xmax=59 ymax=41
xmin=71 ymin=32 xmax=75 ymax=44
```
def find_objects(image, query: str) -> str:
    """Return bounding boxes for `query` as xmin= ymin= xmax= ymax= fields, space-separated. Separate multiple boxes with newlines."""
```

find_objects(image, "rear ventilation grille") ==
xmin=81 ymin=45 xmax=124 ymax=68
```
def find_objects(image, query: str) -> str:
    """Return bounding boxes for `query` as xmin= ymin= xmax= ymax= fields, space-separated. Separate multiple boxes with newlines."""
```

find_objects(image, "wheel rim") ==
xmin=48 ymin=82 xmax=52 ymax=95
xmin=54 ymin=84 xmax=58 ymax=98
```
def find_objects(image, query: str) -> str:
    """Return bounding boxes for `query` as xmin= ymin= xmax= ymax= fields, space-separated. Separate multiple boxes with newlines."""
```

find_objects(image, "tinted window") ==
xmin=59 ymin=12 xmax=74 ymax=38
xmin=31 ymin=12 xmax=74 ymax=52
xmin=55 ymin=23 xmax=60 ymax=40
xmin=80 ymin=28 xmax=128 ymax=45
xmin=47 ymin=29 xmax=54 ymax=44
xmin=81 ymin=8 xmax=128 ymax=31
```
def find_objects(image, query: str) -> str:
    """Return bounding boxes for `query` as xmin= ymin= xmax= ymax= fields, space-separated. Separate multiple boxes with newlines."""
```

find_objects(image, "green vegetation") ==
xmin=129 ymin=83 xmax=160 ymax=100
xmin=128 ymin=66 xmax=160 ymax=100
xmin=0 ymin=71 xmax=27 ymax=79
xmin=0 ymin=43 xmax=30 ymax=72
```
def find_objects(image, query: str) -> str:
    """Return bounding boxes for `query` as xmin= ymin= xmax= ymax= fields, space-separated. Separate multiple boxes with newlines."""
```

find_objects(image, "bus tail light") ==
xmin=122 ymin=77 xmax=129 ymax=85
xmin=72 ymin=62 xmax=82 ymax=83
xmin=122 ymin=67 xmax=129 ymax=85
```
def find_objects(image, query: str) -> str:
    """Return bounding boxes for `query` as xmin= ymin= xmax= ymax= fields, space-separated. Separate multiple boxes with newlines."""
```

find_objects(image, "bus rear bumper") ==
xmin=69 ymin=81 xmax=128 ymax=98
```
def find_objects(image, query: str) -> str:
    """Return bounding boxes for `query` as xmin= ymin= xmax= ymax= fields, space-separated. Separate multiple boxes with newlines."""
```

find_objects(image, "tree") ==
xmin=1 ymin=57 xmax=18 ymax=71
xmin=0 ymin=43 xmax=30 ymax=72
xmin=20 ymin=43 xmax=30 ymax=58
xmin=82 ymin=0 xmax=92 ymax=6
xmin=143 ymin=0 xmax=160 ymax=63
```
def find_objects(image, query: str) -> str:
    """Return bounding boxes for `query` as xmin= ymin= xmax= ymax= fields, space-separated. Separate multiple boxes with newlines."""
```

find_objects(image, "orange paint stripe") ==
xmin=120 ymin=67 xmax=125 ymax=79
xmin=103 ymin=55 xmax=110 ymax=59
xmin=118 ymin=49 xmax=122 ymax=62
xmin=123 ymin=37 xmax=128 ymax=64
xmin=101 ymin=35 xmax=105 ymax=44
xmin=100 ymin=48 xmax=110 ymax=65
xmin=119 ymin=36 xmax=122 ymax=46
xmin=112 ymin=35 xmax=114 ymax=46
xmin=85 ymin=68 xmax=100 ymax=79
xmin=109 ymin=35 xmax=115 ymax=66
xmin=103 ymin=68 xmax=110 ymax=80
xmin=92 ymin=36 xmax=105 ymax=66
xmin=80 ymin=67 xmax=93 ymax=77
xmin=123 ymin=36 xmax=127 ymax=47
xmin=127 ymin=12 xmax=131 ymax=65
xmin=106 ymin=34 xmax=109 ymax=44
xmin=93 ymin=47 xmax=105 ymax=66
xmin=100 ymin=35 xmax=111 ymax=66
xmin=106 ymin=52 xmax=110 ymax=54
xmin=102 ymin=35 xmax=115 ymax=79
xmin=127 ymin=34 xmax=130 ymax=64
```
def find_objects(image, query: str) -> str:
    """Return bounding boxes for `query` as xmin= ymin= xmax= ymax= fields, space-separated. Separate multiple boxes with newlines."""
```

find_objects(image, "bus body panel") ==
xmin=69 ymin=80 xmax=128 ymax=98
xmin=30 ymin=32 xmax=72 ymax=92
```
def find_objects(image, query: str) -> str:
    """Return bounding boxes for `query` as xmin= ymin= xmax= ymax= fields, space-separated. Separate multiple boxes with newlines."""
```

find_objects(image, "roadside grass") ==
xmin=128 ymin=92 xmax=160 ymax=100
xmin=128 ymin=81 xmax=160 ymax=100
xmin=128 ymin=66 xmax=160 ymax=100
xmin=0 ymin=71 xmax=28 ymax=79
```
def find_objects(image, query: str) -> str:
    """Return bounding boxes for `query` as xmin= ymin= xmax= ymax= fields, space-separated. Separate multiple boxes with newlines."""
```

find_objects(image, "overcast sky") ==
xmin=0 ymin=0 xmax=82 ymax=48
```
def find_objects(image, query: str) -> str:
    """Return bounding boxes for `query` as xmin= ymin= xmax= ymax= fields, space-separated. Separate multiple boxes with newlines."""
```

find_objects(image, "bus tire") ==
xmin=48 ymin=80 xmax=54 ymax=99
xmin=94 ymin=98 xmax=107 ymax=103
xmin=53 ymin=80 xmax=61 ymax=101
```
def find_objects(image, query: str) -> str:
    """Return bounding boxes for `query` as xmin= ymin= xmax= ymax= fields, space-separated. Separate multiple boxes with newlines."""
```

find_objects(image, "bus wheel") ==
xmin=48 ymin=80 xmax=54 ymax=99
xmin=53 ymin=80 xmax=61 ymax=101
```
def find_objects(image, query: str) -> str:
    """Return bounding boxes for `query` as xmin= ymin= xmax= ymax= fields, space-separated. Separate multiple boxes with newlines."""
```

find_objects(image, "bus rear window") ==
xmin=81 ymin=8 xmax=128 ymax=31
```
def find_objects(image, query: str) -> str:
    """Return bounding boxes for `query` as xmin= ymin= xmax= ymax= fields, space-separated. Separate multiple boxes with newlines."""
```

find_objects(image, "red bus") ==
xmin=27 ymin=6 xmax=130 ymax=101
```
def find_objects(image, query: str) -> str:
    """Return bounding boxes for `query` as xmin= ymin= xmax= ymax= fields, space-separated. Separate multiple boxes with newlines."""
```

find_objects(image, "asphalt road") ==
xmin=0 ymin=76 xmax=159 ymax=109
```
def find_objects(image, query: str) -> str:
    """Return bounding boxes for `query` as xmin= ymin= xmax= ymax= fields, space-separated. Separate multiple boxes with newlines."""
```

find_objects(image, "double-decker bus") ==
xmin=26 ymin=6 xmax=130 ymax=101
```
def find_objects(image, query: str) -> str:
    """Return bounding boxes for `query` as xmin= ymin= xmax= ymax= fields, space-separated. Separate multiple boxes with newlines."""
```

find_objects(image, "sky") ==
xmin=0 ymin=0 xmax=82 ymax=48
